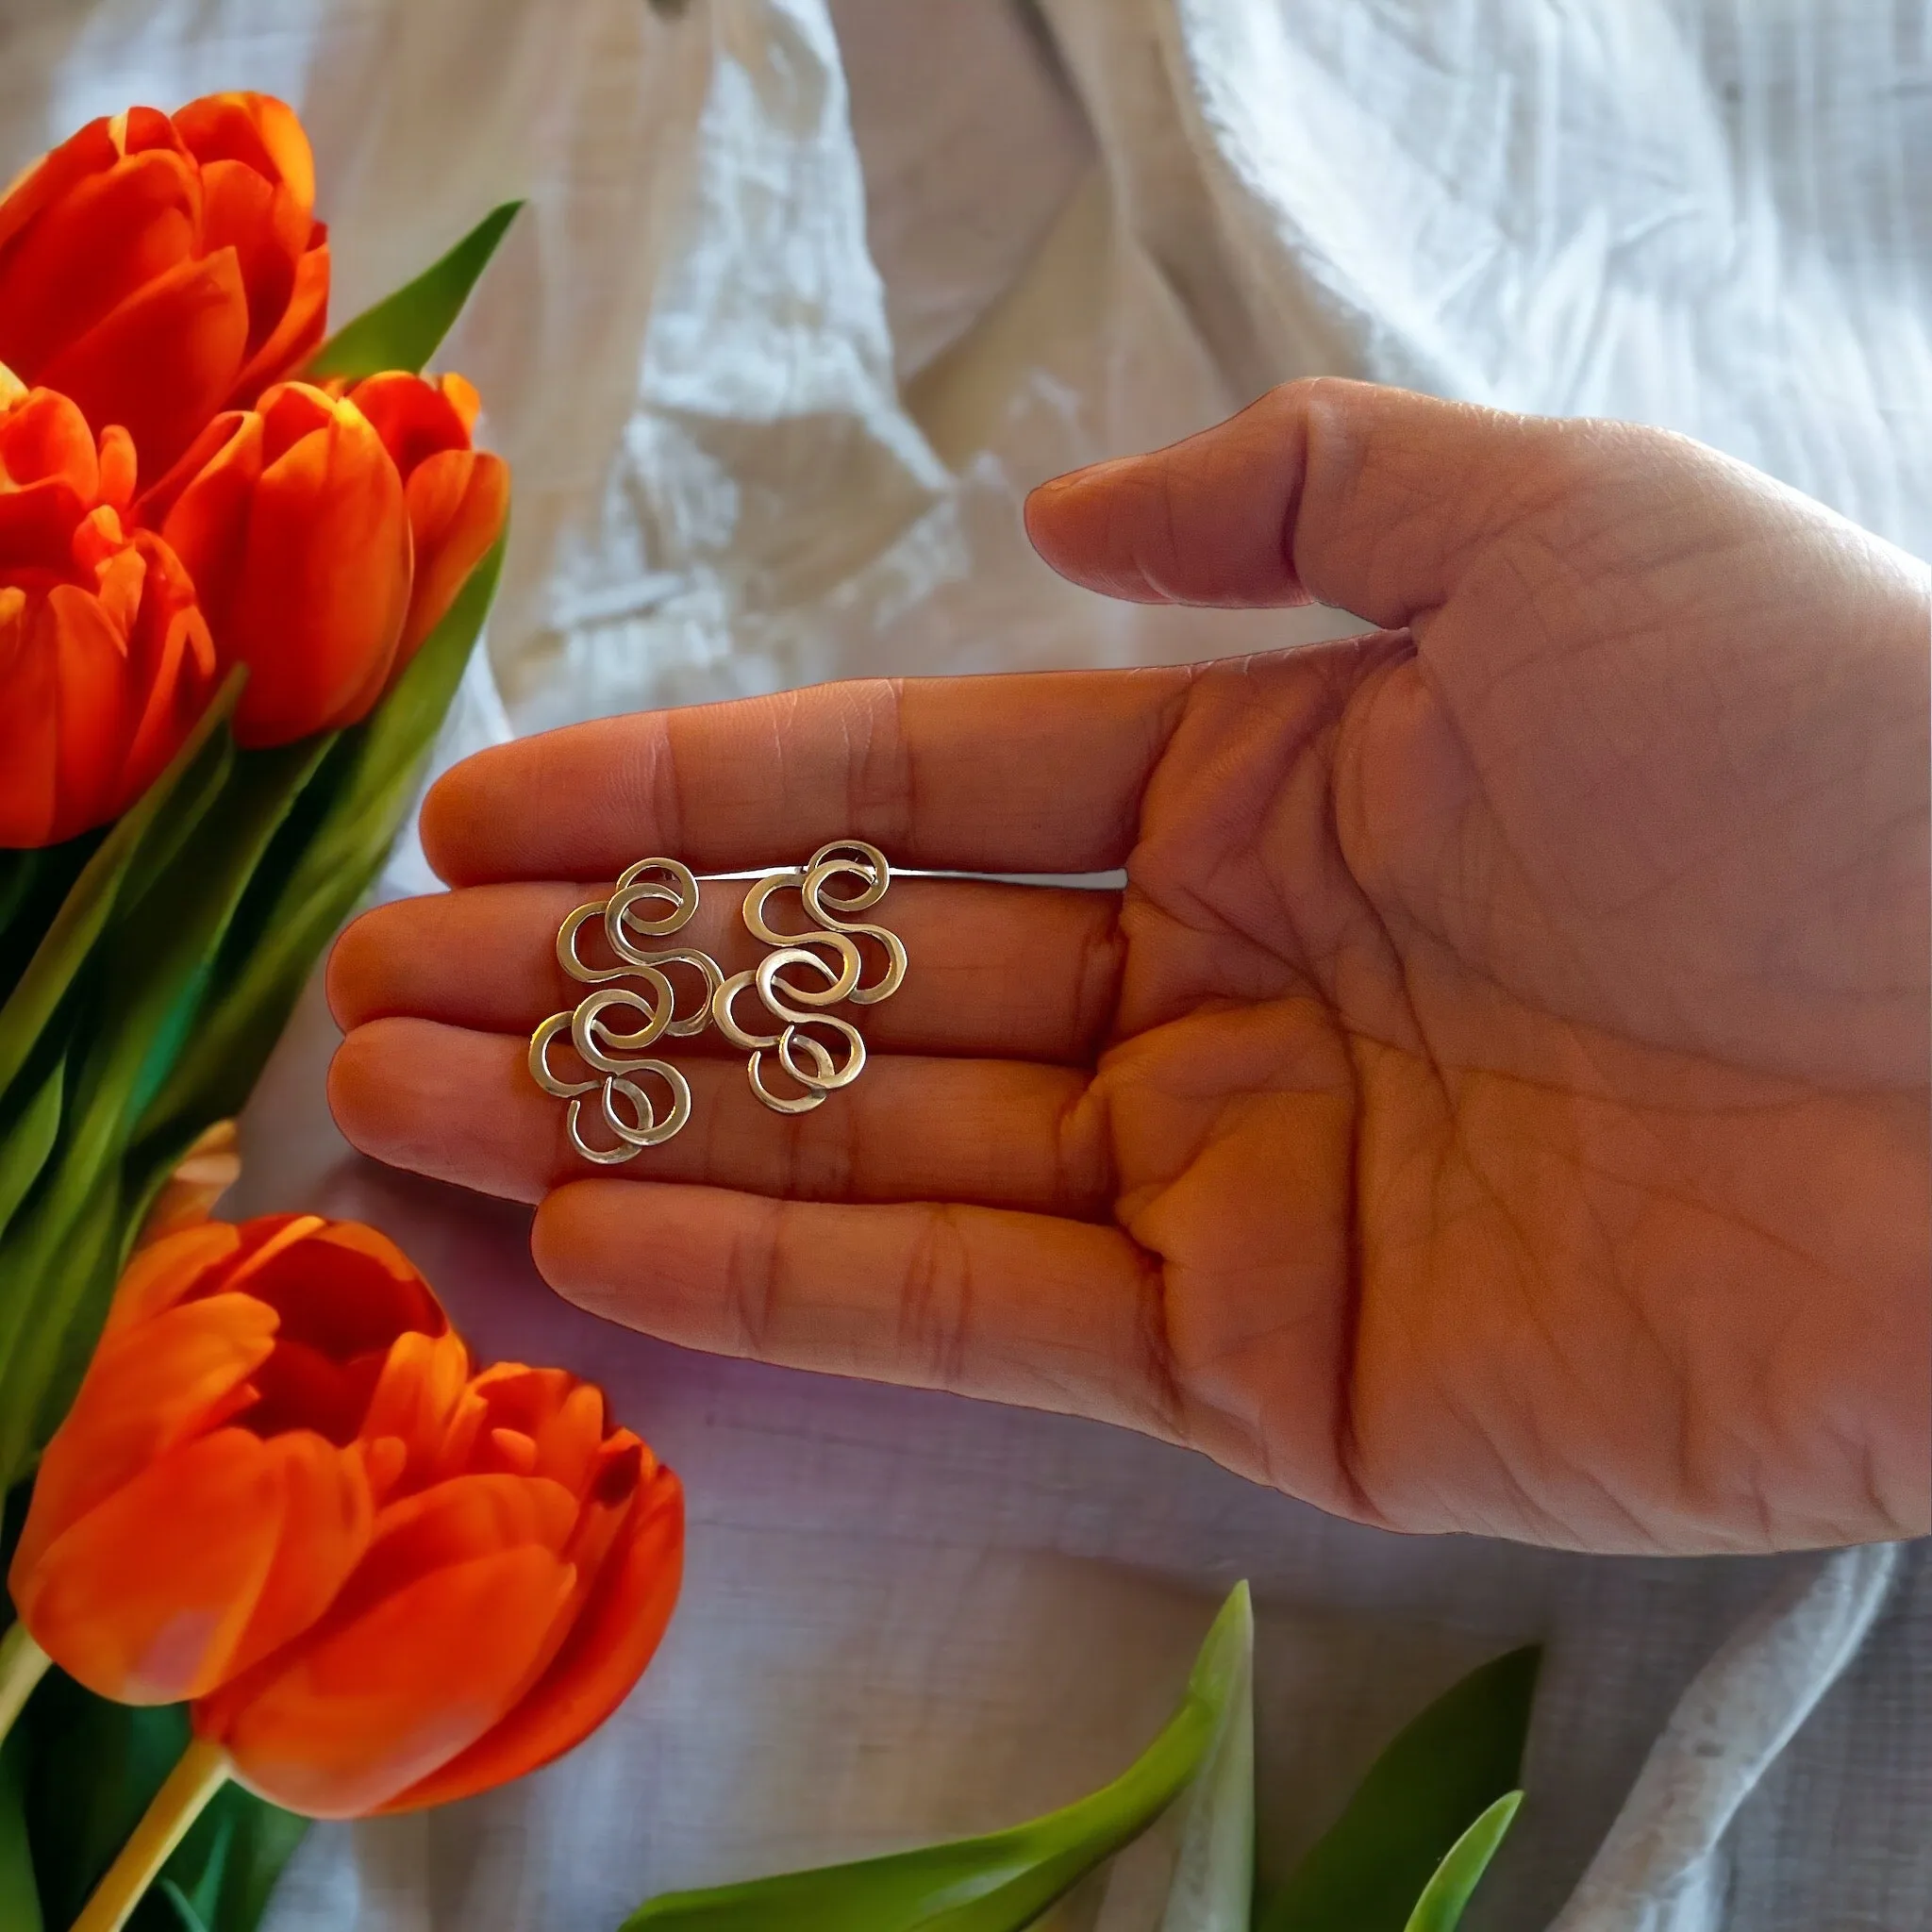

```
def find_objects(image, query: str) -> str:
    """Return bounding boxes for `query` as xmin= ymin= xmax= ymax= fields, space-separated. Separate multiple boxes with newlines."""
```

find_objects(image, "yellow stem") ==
xmin=72 ymin=1739 xmax=230 ymax=1932
xmin=0 ymin=1621 xmax=50 ymax=1743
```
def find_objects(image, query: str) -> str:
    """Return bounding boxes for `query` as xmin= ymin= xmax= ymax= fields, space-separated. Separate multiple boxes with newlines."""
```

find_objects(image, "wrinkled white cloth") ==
xmin=1548 ymin=1544 xmax=1904 ymax=1932
xmin=2 ymin=2 xmax=1925 ymax=1928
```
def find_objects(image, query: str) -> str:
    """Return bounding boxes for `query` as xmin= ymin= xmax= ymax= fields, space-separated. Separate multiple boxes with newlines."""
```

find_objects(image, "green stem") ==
xmin=72 ymin=1738 xmax=230 ymax=1932
xmin=0 ymin=1620 xmax=50 ymax=1743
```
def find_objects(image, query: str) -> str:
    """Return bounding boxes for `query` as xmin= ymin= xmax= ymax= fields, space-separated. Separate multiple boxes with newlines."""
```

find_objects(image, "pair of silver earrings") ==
xmin=527 ymin=841 xmax=905 ymax=1164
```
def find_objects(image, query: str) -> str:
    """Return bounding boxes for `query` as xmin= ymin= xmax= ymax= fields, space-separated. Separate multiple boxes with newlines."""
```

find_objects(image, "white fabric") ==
xmin=2 ymin=2 xmax=1925 ymax=1928
xmin=1549 ymin=1544 xmax=1902 ymax=1932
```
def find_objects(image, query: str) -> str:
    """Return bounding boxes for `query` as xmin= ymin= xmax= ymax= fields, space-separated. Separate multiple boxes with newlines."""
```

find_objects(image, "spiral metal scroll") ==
xmin=711 ymin=840 xmax=905 ymax=1115
xmin=530 ymin=858 xmax=705 ymax=1161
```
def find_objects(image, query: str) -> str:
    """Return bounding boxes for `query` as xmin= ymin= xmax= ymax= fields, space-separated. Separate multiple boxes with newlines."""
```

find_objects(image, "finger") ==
xmin=328 ymin=1018 xmax=1112 ymax=1218
xmin=327 ymin=877 xmax=1124 ymax=1065
xmin=533 ymin=1180 xmax=1181 ymax=1444
xmin=419 ymin=666 xmax=1193 ymax=885
xmin=1024 ymin=376 xmax=1565 ymax=626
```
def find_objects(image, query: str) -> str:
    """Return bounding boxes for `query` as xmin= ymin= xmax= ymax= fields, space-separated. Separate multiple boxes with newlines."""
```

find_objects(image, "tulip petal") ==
xmin=346 ymin=372 xmax=469 ymax=475
xmin=196 ymin=159 xmax=302 ymax=350
xmin=343 ymin=1473 xmax=580 ymax=1621
xmin=230 ymin=237 xmax=328 ymax=406
xmin=143 ymin=408 xmax=263 ymax=616
xmin=105 ymin=1219 xmax=242 ymax=1334
xmin=486 ymin=1428 xmax=540 ymax=1475
xmin=13 ymin=1425 xmax=336 ymax=1703
xmin=468 ymin=1364 xmax=580 ymax=1429
xmin=0 ymin=385 xmax=101 ymax=499
xmin=360 ymin=1330 xmax=476 ymax=1490
xmin=119 ymin=533 xmax=217 ymax=801
xmin=174 ymin=93 xmax=316 ymax=213
xmin=0 ymin=483 xmax=89 ymax=581
xmin=40 ymin=248 xmax=250 ymax=483
xmin=0 ymin=585 xmax=58 ymax=846
xmin=175 ymin=92 xmax=326 ymax=401
xmin=97 ymin=422 xmax=137 ymax=509
xmin=439 ymin=373 xmax=482 ymax=437
xmin=10 ymin=1291 xmax=278 ymax=1578
xmin=225 ymin=1432 xmax=375 ymax=1682
xmin=399 ymin=447 xmax=508 ymax=653
xmin=379 ymin=1464 xmax=685 ymax=1812
xmin=119 ymin=106 xmax=194 ymax=161
xmin=242 ymin=1216 xmax=445 ymax=1359
xmin=0 ymin=117 xmax=120 ymax=259
xmin=468 ymin=1369 xmax=608 ymax=1496
xmin=221 ymin=393 xmax=410 ymax=745
xmin=203 ymin=1544 xmax=577 ymax=1817
xmin=0 ymin=145 xmax=199 ymax=377
xmin=255 ymin=379 xmax=336 ymax=458
xmin=45 ymin=577 xmax=133 ymax=838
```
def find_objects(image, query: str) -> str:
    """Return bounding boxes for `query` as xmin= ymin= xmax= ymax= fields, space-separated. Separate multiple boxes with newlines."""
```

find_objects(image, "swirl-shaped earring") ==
xmin=532 ymin=857 xmax=711 ymax=1159
xmin=713 ymin=840 xmax=905 ymax=1114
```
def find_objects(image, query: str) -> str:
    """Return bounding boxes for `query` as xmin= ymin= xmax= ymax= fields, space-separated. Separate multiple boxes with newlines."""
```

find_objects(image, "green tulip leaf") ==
xmin=0 ymin=531 xmax=500 ymax=1490
xmin=132 ymin=531 xmax=505 ymax=1171
xmin=139 ymin=1783 xmax=307 ymax=1932
xmin=0 ymin=839 xmax=99 ymax=1010
xmin=1257 ymin=1646 xmax=1539 ymax=1932
xmin=0 ymin=675 xmax=240 ymax=1114
xmin=1159 ymin=1589 xmax=1255 ymax=1932
xmin=122 ymin=738 xmax=337 ymax=1128
xmin=307 ymin=201 xmax=523 ymax=379
xmin=0 ymin=1727 xmax=43 ymax=1932
xmin=158 ymin=1879 xmax=214 ymax=1932
xmin=0 ymin=851 xmax=41 ymax=945
xmin=0 ymin=1059 xmax=61 ymax=1246
xmin=4 ymin=1648 xmax=306 ymax=1932
xmin=20 ymin=1677 xmax=189 ymax=1929
xmin=1401 ymin=1792 xmax=1522 ymax=1932
xmin=0 ymin=727 xmax=328 ymax=1488
xmin=1 ymin=1483 xmax=303 ymax=1932
xmin=621 ymin=1582 xmax=1253 ymax=1932
xmin=0 ymin=698 xmax=241 ymax=1485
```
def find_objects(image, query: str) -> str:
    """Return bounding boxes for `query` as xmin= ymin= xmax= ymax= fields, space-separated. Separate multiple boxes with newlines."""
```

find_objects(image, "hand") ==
xmin=327 ymin=380 xmax=1930 ymax=1555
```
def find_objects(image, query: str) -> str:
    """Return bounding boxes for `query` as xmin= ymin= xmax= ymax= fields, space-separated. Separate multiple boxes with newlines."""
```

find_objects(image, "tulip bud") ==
xmin=193 ymin=1362 xmax=685 ymax=1818
xmin=7 ymin=1215 xmax=465 ymax=1704
xmin=0 ymin=93 xmax=327 ymax=484
xmin=137 ymin=381 xmax=413 ymax=747
xmin=0 ymin=381 xmax=216 ymax=847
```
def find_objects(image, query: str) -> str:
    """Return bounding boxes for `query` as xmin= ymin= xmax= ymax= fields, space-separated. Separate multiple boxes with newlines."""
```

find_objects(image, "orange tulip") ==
xmin=0 ymin=378 xmax=216 ymax=846
xmin=137 ymin=380 xmax=413 ymax=747
xmin=0 ymin=93 xmax=327 ymax=484
xmin=193 ymin=1361 xmax=685 ymax=1818
xmin=341 ymin=371 xmax=509 ymax=655
xmin=133 ymin=370 xmax=508 ymax=749
xmin=7 ymin=1214 xmax=462 ymax=1704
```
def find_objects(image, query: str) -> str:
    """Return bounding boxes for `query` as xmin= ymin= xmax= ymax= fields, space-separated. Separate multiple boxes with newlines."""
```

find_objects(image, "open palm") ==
xmin=328 ymin=381 xmax=1929 ymax=1555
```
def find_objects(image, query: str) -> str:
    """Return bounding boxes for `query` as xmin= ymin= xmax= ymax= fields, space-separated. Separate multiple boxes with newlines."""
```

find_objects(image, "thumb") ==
xmin=1023 ymin=378 xmax=1567 ymax=629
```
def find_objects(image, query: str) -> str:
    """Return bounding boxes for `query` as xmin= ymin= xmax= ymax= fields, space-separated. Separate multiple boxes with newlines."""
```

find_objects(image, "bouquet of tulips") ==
xmin=0 ymin=93 xmax=687 ymax=1932
xmin=0 ymin=92 xmax=515 ymax=1489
